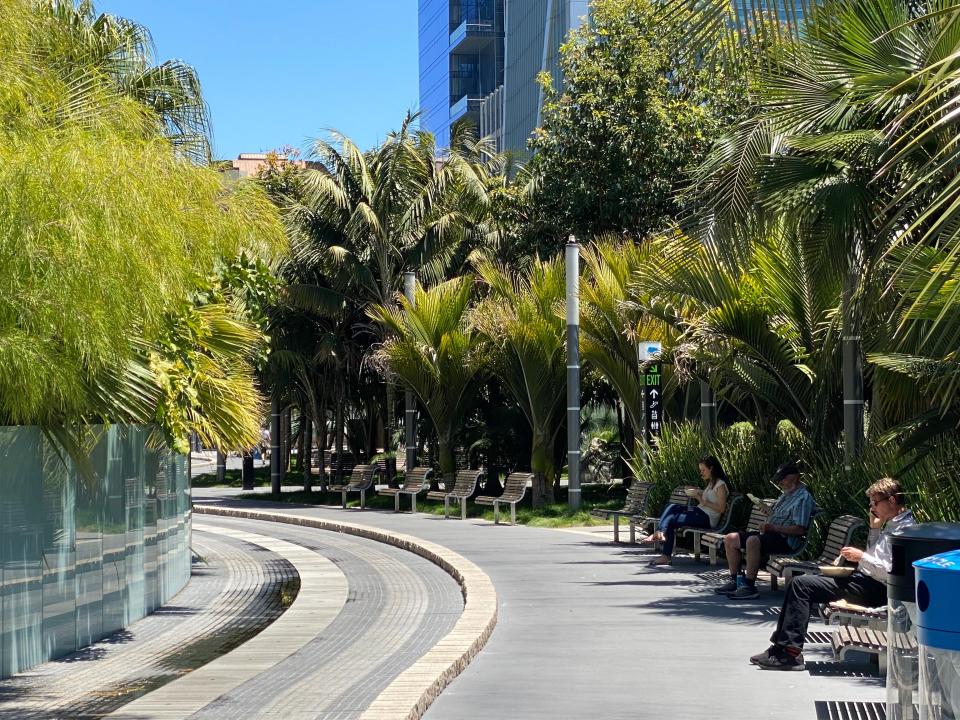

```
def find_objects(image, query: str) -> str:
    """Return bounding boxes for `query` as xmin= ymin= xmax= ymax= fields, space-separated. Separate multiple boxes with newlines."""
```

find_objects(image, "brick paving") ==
xmin=186 ymin=516 xmax=463 ymax=720
xmin=0 ymin=529 xmax=298 ymax=720
xmin=194 ymin=490 xmax=888 ymax=720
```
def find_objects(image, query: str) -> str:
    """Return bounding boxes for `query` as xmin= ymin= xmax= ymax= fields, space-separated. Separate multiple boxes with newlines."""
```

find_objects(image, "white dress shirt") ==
xmin=857 ymin=509 xmax=916 ymax=581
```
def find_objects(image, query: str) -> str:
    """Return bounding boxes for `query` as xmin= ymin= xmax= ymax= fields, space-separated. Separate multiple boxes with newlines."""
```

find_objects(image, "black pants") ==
xmin=772 ymin=571 xmax=886 ymax=650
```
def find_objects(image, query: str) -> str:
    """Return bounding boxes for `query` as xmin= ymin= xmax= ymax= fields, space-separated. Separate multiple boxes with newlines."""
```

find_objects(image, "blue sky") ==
xmin=96 ymin=1 xmax=420 ymax=160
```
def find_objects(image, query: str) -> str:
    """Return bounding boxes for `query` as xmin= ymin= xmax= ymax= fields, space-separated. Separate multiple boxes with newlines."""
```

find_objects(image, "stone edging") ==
xmin=194 ymin=504 xmax=498 ymax=720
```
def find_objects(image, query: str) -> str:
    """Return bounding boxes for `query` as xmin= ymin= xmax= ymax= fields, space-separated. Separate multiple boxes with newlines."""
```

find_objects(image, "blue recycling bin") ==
xmin=914 ymin=549 xmax=960 ymax=720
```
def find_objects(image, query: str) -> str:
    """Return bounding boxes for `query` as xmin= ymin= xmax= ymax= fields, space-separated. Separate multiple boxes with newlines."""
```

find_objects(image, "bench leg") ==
xmin=511 ymin=502 xmax=516 ymax=525
xmin=770 ymin=575 xmax=778 ymax=591
xmin=395 ymin=494 xmax=400 ymax=512
xmin=629 ymin=519 xmax=637 ymax=545
xmin=613 ymin=515 xmax=620 ymax=543
xmin=494 ymin=502 xmax=500 ymax=525
xmin=444 ymin=496 xmax=450 ymax=518
xmin=692 ymin=532 xmax=702 ymax=562
xmin=411 ymin=495 xmax=416 ymax=513
xmin=461 ymin=498 xmax=467 ymax=520
xmin=341 ymin=490 xmax=347 ymax=509
xmin=360 ymin=489 xmax=366 ymax=509
xmin=709 ymin=545 xmax=717 ymax=565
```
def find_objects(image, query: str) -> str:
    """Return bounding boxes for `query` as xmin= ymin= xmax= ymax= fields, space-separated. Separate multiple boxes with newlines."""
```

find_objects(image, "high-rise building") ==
xmin=418 ymin=1 xmax=589 ymax=157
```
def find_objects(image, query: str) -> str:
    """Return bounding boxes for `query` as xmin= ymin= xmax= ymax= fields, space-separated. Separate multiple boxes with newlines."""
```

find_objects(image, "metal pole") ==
xmin=403 ymin=271 xmax=418 ymax=474
xmin=700 ymin=379 xmax=716 ymax=441
xmin=270 ymin=394 xmax=282 ymax=495
xmin=566 ymin=237 xmax=581 ymax=510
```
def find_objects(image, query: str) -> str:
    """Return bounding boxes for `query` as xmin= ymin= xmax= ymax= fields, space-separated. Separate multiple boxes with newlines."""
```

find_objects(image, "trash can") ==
xmin=888 ymin=523 xmax=960 ymax=720
xmin=915 ymin=549 xmax=960 ymax=720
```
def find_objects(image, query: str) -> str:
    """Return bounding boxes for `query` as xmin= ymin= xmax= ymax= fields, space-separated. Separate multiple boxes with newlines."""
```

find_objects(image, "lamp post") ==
xmin=403 ymin=271 xmax=417 ymax=474
xmin=270 ymin=393 xmax=281 ymax=496
xmin=566 ymin=237 xmax=581 ymax=510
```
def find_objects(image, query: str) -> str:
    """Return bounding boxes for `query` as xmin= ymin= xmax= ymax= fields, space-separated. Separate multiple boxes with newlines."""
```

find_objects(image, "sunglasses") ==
xmin=868 ymin=495 xmax=890 ymax=507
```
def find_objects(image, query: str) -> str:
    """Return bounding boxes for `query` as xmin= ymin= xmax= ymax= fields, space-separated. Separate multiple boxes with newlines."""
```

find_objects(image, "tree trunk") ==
xmin=302 ymin=414 xmax=312 ymax=492
xmin=334 ymin=395 xmax=345 ymax=481
xmin=317 ymin=398 xmax=328 ymax=490
xmin=437 ymin=433 xmax=456 ymax=492
xmin=284 ymin=407 xmax=293 ymax=473
xmin=296 ymin=410 xmax=306 ymax=474
xmin=216 ymin=449 xmax=226 ymax=485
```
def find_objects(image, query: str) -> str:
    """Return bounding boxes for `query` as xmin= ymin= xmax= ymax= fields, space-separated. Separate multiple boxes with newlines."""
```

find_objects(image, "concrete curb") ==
xmin=194 ymin=504 xmax=498 ymax=720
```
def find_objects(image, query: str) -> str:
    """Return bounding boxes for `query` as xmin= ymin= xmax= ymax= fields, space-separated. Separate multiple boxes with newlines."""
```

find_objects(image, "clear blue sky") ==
xmin=96 ymin=1 xmax=420 ymax=160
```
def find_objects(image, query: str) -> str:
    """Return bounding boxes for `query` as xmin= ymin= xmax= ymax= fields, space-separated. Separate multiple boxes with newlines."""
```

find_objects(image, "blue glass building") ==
xmin=418 ymin=0 xmax=505 ymax=150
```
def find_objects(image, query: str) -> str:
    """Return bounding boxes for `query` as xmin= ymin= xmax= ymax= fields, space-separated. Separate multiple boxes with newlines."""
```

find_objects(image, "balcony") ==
xmin=448 ymin=19 xmax=501 ymax=53
xmin=449 ymin=94 xmax=483 ymax=121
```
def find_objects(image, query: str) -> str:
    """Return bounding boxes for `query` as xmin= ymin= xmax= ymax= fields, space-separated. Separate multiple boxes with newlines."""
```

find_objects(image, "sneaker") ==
xmin=750 ymin=646 xmax=777 ymax=665
xmin=713 ymin=579 xmax=738 ymax=594
xmin=756 ymin=648 xmax=805 ymax=671
xmin=728 ymin=584 xmax=759 ymax=600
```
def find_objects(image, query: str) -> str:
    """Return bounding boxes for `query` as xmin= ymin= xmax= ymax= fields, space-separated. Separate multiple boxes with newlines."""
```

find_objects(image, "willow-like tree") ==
xmin=0 ymin=0 xmax=283 ymax=450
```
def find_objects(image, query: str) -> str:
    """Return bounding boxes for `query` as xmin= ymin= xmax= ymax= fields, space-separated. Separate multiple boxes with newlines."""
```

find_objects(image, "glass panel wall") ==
xmin=0 ymin=425 xmax=190 ymax=678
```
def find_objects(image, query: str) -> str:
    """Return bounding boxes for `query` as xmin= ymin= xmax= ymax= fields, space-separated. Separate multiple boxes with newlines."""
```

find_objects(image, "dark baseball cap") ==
xmin=773 ymin=462 xmax=801 ymax=482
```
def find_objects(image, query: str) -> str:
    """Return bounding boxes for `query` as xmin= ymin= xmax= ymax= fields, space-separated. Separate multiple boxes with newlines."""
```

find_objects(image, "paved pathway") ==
xmin=0 ymin=527 xmax=298 ymax=719
xmin=195 ymin=489 xmax=887 ymax=720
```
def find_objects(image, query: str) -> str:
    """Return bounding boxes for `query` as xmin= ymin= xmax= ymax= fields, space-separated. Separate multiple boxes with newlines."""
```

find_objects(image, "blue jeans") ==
xmin=658 ymin=504 xmax=711 ymax=555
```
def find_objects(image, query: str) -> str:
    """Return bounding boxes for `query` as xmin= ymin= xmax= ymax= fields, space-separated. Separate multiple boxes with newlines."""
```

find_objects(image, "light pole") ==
xmin=566 ymin=236 xmax=581 ymax=510
xmin=403 ymin=271 xmax=417 ymax=474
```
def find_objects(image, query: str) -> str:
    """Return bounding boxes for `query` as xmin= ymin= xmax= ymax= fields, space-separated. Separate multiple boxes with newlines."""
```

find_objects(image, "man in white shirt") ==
xmin=750 ymin=477 xmax=915 ymax=671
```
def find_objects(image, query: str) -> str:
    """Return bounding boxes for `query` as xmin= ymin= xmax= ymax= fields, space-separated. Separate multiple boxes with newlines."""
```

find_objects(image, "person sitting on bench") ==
xmin=714 ymin=462 xmax=815 ymax=599
xmin=750 ymin=477 xmax=915 ymax=671
xmin=645 ymin=456 xmax=730 ymax=567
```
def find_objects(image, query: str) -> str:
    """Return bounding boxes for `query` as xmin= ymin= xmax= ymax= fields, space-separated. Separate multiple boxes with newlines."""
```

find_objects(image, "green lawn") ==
xmin=229 ymin=482 xmax=627 ymax=528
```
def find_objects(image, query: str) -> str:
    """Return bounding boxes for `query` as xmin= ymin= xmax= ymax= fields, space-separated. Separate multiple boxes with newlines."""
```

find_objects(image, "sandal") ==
xmin=647 ymin=557 xmax=672 ymax=568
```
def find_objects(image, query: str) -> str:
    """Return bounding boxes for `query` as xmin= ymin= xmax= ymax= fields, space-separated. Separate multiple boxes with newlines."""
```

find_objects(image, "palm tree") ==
xmin=580 ymin=239 xmax=666 ymax=456
xmin=473 ymin=257 xmax=568 ymax=506
xmin=37 ymin=0 xmax=212 ymax=162
xmin=285 ymin=115 xmax=499 ymax=466
xmin=368 ymin=277 xmax=486 ymax=485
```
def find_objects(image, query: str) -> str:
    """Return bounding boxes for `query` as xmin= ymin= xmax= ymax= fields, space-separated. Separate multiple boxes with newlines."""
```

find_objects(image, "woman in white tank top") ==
xmin=646 ymin=456 xmax=730 ymax=567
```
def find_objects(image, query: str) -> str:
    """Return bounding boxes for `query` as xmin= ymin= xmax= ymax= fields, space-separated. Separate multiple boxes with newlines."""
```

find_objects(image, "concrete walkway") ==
xmin=195 ymin=489 xmax=886 ymax=720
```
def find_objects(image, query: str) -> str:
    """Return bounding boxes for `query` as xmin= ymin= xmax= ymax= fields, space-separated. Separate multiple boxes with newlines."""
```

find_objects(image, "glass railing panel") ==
xmin=41 ymin=434 xmax=77 ymax=659
xmin=0 ymin=427 xmax=45 ymax=676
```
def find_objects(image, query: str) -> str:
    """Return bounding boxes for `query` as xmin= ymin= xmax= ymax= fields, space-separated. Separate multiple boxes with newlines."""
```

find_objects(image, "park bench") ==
xmin=830 ymin=625 xmax=915 ymax=674
xmin=335 ymin=464 xmax=379 ymax=509
xmin=378 ymin=467 xmax=433 ymax=513
xmin=699 ymin=499 xmax=773 ymax=565
xmin=475 ymin=472 xmax=533 ymax=525
xmin=677 ymin=493 xmax=743 ymax=561
xmin=766 ymin=514 xmax=865 ymax=590
xmin=629 ymin=485 xmax=693 ymax=545
xmin=822 ymin=599 xmax=886 ymax=629
xmin=324 ymin=450 xmax=356 ymax=481
xmin=426 ymin=469 xmax=483 ymax=519
xmin=590 ymin=480 xmax=652 ymax=543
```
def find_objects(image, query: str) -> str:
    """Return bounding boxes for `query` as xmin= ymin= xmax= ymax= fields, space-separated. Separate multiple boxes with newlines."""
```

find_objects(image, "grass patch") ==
xmin=234 ymin=482 xmax=628 ymax=528
xmin=191 ymin=467 xmax=304 ymax=488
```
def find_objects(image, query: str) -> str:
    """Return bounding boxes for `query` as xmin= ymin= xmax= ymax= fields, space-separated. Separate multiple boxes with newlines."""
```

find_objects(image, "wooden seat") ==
xmin=325 ymin=450 xmax=356 ymax=483
xmin=426 ymin=470 xmax=483 ymax=519
xmin=830 ymin=625 xmax=915 ymax=673
xmin=678 ymin=493 xmax=743 ymax=561
xmin=629 ymin=486 xmax=693 ymax=544
xmin=700 ymin=500 xmax=772 ymax=565
xmin=378 ymin=467 xmax=433 ymax=513
xmin=590 ymin=480 xmax=651 ymax=543
xmin=822 ymin=600 xmax=886 ymax=629
xmin=474 ymin=472 xmax=533 ymax=525
xmin=767 ymin=514 xmax=865 ymax=590
xmin=336 ymin=464 xmax=379 ymax=509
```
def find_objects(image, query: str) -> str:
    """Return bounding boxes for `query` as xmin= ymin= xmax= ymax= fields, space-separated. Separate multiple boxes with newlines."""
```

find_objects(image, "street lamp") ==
xmin=566 ymin=236 xmax=581 ymax=510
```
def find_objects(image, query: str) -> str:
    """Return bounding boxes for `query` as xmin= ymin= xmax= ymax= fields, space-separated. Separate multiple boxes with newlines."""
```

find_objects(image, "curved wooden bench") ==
xmin=831 ymin=625 xmax=915 ymax=674
xmin=699 ymin=500 xmax=772 ymax=565
xmin=336 ymin=464 xmax=379 ymax=509
xmin=767 ymin=514 xmax=865 ymax=590
xmin=475 ymin=472 xmax=532 ymax=525
xmin=426 ymin=470 xmax=483 ymax=519
xmin=677 ymin=493 xmax=743 ymax=561
xmin=379 ymin=467 xmax=433 ymax=513
xmin=590 ymin=480 xmax=651 ymax=544
xmin=628 ymin=486 xmax=691 ymax=544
